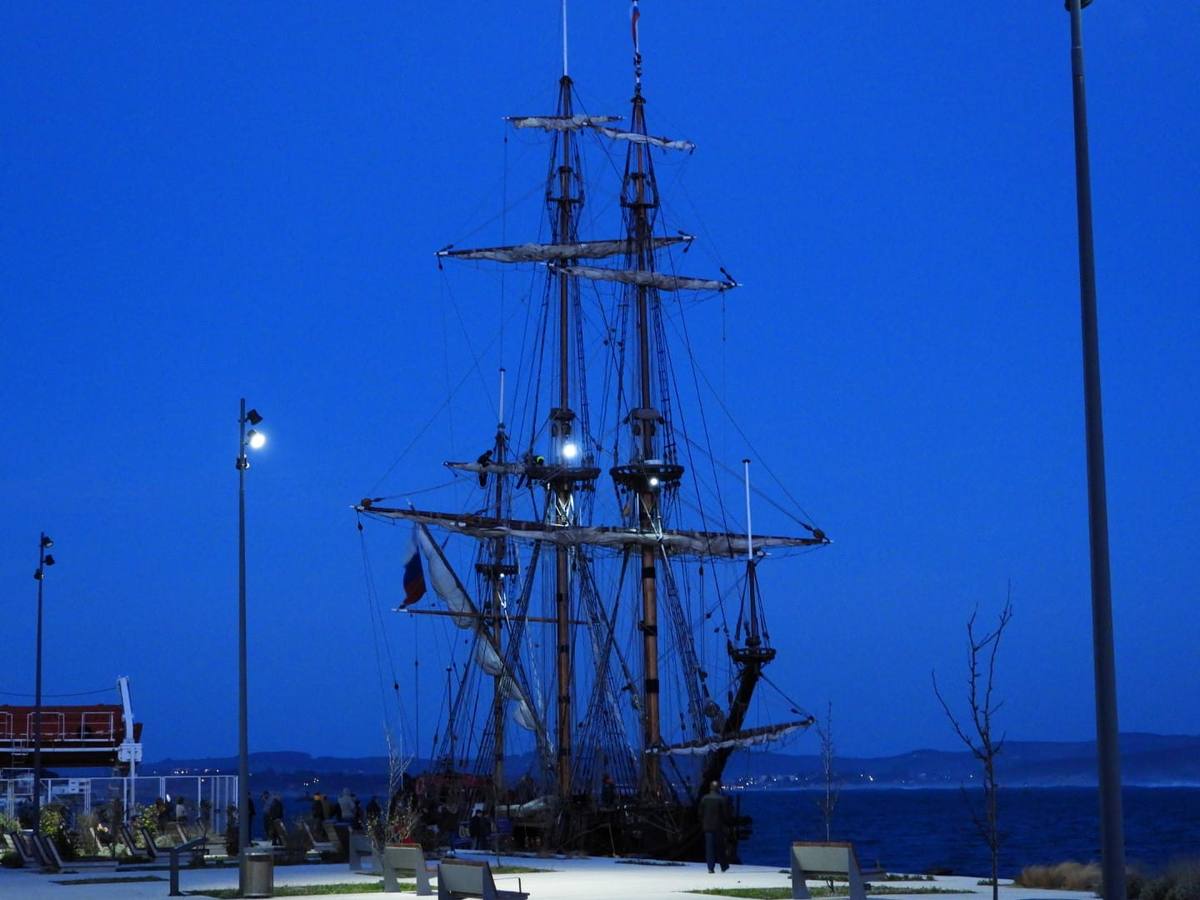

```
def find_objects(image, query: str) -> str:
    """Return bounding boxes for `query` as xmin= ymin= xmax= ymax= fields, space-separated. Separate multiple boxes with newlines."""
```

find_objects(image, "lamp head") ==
xmin=562 ymin=441 xmax=579 ymax=461
xmin=247 ymin=429 xmax=267 ymax=450
xmin=245 ymin=409 xmax=263 ymax=426
xmin=41 ymin=535 xmax=54 ymax=549
xmin=44 ymin=554 xmax=56 ymax=567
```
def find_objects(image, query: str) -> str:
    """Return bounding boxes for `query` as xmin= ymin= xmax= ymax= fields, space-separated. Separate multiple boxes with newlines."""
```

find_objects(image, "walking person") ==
xmin=699 ymin=780 xmax=730 ymax=874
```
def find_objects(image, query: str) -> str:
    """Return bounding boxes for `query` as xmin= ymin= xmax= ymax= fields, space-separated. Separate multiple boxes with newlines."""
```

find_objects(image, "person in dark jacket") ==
xmin=260 ymin=791 xmax=273 ymax=840
xmin=699 ymin=780 xmax=730 ymax=873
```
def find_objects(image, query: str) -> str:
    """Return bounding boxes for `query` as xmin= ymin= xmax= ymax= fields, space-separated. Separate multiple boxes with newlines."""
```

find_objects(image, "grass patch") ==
xmin=492 ymin=865 xmax=549 ymax=874
xmin=688 ymin=888 xmax=967 ymax=898
xmin=54 ymin=876 xmax=167 ymax=885
xmin=190 ymin=883 xmax=401 ymax=897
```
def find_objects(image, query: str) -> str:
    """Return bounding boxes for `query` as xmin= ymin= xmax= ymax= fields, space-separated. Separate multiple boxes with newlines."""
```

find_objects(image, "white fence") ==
xmin=0 ymin=774 xmax=238 ymax=833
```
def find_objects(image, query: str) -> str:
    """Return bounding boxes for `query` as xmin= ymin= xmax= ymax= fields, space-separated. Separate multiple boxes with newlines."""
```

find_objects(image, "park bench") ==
xmin=437 ymin=857 xmax=528 ymax=900
xmin=33 ymin=832 xmax=116 ymax=872
xmin=790 ymin=841 xmax=884 ymax=900
xmin=348 ymin=831 xmax=377 ymax=872
xmin=27 ymin=833 xmax=59 ymax=870
xmin=324 ymin=821 xmax=347 ymax=852
xmin=5 ymin=831 xmax=40 ymax=867
xmin=138 ymin=825 xmax=163 ymax=860
xmin=303 ymin=821 xmax=338 ymax=853
xmin=119 ymin=823 xmax=141 ymax=852
xmin=382 ymin=842 xmax=439 ymax=895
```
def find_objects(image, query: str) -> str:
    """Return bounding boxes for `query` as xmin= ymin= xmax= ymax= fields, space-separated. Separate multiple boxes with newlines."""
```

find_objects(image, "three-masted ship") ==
xmin=357 ymin=3 xmax=829 ymax=861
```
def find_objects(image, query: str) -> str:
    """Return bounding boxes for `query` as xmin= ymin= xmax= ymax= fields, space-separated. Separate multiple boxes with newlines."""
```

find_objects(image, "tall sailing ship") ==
xmin=356 ymin=3 xmax=829 ymax=860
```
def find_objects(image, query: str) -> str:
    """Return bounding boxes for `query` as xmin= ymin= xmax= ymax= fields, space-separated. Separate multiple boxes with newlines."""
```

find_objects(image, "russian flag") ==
xmin=402 ymin=534 xmax=426 ymax=606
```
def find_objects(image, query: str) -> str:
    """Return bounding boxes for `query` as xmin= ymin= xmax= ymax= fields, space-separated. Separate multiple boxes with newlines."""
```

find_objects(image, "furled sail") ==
xmin=591 ymin=124 xmax=695 ymax=153
xmin=645 ymin=719 xmax=814 ymax=756
xmin=445 ymin=460 xmax=528 ymax=476
xmin=417 ymin=524 xmax=476 ymax=629
xmin=436 ymin=235 xmax=693 ymax=264
xmin=551 ymin=264 xmax=737 ymax=293
xmin=361 ymin=506 xmax=828 ymax=556
xmin=507 ymin=114 xmax=620 ymax=132
xmin=413 ymin=524 xmax=542 ymax=735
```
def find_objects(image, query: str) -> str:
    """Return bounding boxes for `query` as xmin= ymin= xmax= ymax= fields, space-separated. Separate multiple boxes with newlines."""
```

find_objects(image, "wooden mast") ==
xmin=625 ymin=2 xmax=663 ymax=799
xmin=491 ymin=371 xmax=508 ymax=797
xmin=552 ymin=71 xmax=577 ymax=803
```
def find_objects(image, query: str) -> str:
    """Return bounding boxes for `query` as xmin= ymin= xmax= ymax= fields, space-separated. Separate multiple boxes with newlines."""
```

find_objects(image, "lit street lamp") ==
xmin=237 ymin=400 xmax=265 ymax=891
xmin=32 ymin=532 xmax=56 ymax=822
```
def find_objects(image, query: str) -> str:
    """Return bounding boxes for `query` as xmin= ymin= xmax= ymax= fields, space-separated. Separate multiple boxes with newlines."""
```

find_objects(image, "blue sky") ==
xmin=2 ymin=2 xmax=1197 ymax=763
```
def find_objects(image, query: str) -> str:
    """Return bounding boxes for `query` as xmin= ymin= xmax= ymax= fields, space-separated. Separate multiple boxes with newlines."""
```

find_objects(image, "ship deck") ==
xmin=0 ymin=848 xmax=1099 ymax=900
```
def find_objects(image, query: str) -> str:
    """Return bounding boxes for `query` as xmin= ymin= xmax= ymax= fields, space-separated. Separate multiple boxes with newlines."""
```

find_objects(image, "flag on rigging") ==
xmin=631 ymin=1 xmax=640 ymax=53
xmin=402 ymin=531 xmax=426 ymax=606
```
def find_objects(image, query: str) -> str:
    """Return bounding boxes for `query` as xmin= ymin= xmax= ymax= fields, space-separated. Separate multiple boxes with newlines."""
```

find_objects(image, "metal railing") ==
xmin=0 ymin=774 xmax=238 ymax=834
xmin=0 ymin=710 xmax=119 ymax=744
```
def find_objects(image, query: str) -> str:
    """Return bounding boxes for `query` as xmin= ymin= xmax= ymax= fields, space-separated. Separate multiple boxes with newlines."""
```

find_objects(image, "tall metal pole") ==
xmin=32 ymin=533 xmax=48 ymax=823
xmin=237 ymin=398 xmax=251 ymax=885
xmin=1063 ymin=3 xmax=1126 ymax=898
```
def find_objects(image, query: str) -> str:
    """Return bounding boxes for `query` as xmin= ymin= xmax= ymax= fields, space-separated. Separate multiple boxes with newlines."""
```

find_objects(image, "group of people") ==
xmin=223 ymin=776 xmax=734 ymax=872
xmin=250 ymin=788 xmax=370 ymax=844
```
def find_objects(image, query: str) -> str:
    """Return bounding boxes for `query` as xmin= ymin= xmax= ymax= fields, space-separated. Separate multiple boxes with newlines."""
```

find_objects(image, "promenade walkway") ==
xmin=0 ymin=850 xmax=1099 ymax=900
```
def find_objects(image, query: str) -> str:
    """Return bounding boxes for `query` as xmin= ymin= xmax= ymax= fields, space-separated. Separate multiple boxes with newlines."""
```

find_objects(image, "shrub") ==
xmin=1 ymin=851 xmax=22 ymax=869
xmin=39 ymin=805 xmax=64 ymax=837
xmin=1017 ymin=861 xmax=1103 ymax=893
xmin=1138 ymin=859 xmax=1200 ymax=900
xmin=135 ymin=805 xmax=159 ymax=836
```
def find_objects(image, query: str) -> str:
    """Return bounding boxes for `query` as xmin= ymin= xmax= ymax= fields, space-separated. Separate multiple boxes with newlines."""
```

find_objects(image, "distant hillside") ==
xmin=721 ymin=732 xmax=1200 ymax=788
xmin=143 ymin=733 xmax=1200 ymax=788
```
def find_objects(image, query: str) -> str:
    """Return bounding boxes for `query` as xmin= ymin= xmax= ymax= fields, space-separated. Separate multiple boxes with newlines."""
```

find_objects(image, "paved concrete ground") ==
xmin=0 ymin=851 xmax=1099 ymax=900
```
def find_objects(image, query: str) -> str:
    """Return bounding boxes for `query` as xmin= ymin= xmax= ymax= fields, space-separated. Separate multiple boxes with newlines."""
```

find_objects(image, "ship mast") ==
xmin=619 ymin=0 xmax=669 ymax=799
xmin=550 ymin=0 xmax=582 ymax=802
xmin=477 ymin=369 xmax=516 ymax=796
xmin=699 ymin=460 xmax=777 ymax=788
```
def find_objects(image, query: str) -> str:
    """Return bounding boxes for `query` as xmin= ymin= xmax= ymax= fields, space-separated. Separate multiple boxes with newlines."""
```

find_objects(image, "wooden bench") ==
xmin=437 ymin=858 xmax=528 ymax=900
xmin=790 ymin=841 xmax=883 ymax=900
xmin=382 ymin=842 xmax=439 ymax=895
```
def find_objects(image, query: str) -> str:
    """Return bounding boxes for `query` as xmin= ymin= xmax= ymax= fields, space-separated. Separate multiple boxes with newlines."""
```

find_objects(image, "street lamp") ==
xmin=32 ymin=532 xmax=56 ymax=823
xmin=1061 ymin=4 xmax=1125 ymax=900
xmin=237 ymin=400 xmax=265 ymax=890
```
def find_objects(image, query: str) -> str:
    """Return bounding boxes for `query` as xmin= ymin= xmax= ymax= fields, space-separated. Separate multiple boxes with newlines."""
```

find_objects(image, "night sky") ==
xmin=2 ymin=2 xmax=1197 ymax=764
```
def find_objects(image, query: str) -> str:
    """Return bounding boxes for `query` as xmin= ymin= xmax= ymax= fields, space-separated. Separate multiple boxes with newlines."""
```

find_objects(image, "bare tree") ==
xmin=372 ymin=729 xmax=419 ymax=856
xmin=932 ymin=598 xmax=1013 ymax=900
xmin=815 ymin=701 xmax=841 ymax=842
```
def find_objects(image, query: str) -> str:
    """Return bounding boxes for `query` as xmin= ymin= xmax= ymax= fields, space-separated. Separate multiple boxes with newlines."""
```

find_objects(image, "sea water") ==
xmin=737 ymin=786 xmax=1200 ymax=876
xmin=254 ymin=784 xmax=1197 ymax=876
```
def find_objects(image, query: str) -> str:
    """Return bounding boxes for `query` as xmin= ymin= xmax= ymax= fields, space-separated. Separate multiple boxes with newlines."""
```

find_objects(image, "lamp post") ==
xmin=237 ymin=400 xmax=265 ymax=891
xmin=1062 ymin=3 xmax=1126 ymax=900
xmin=32 ymin=533 xmax=55 ymax=823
